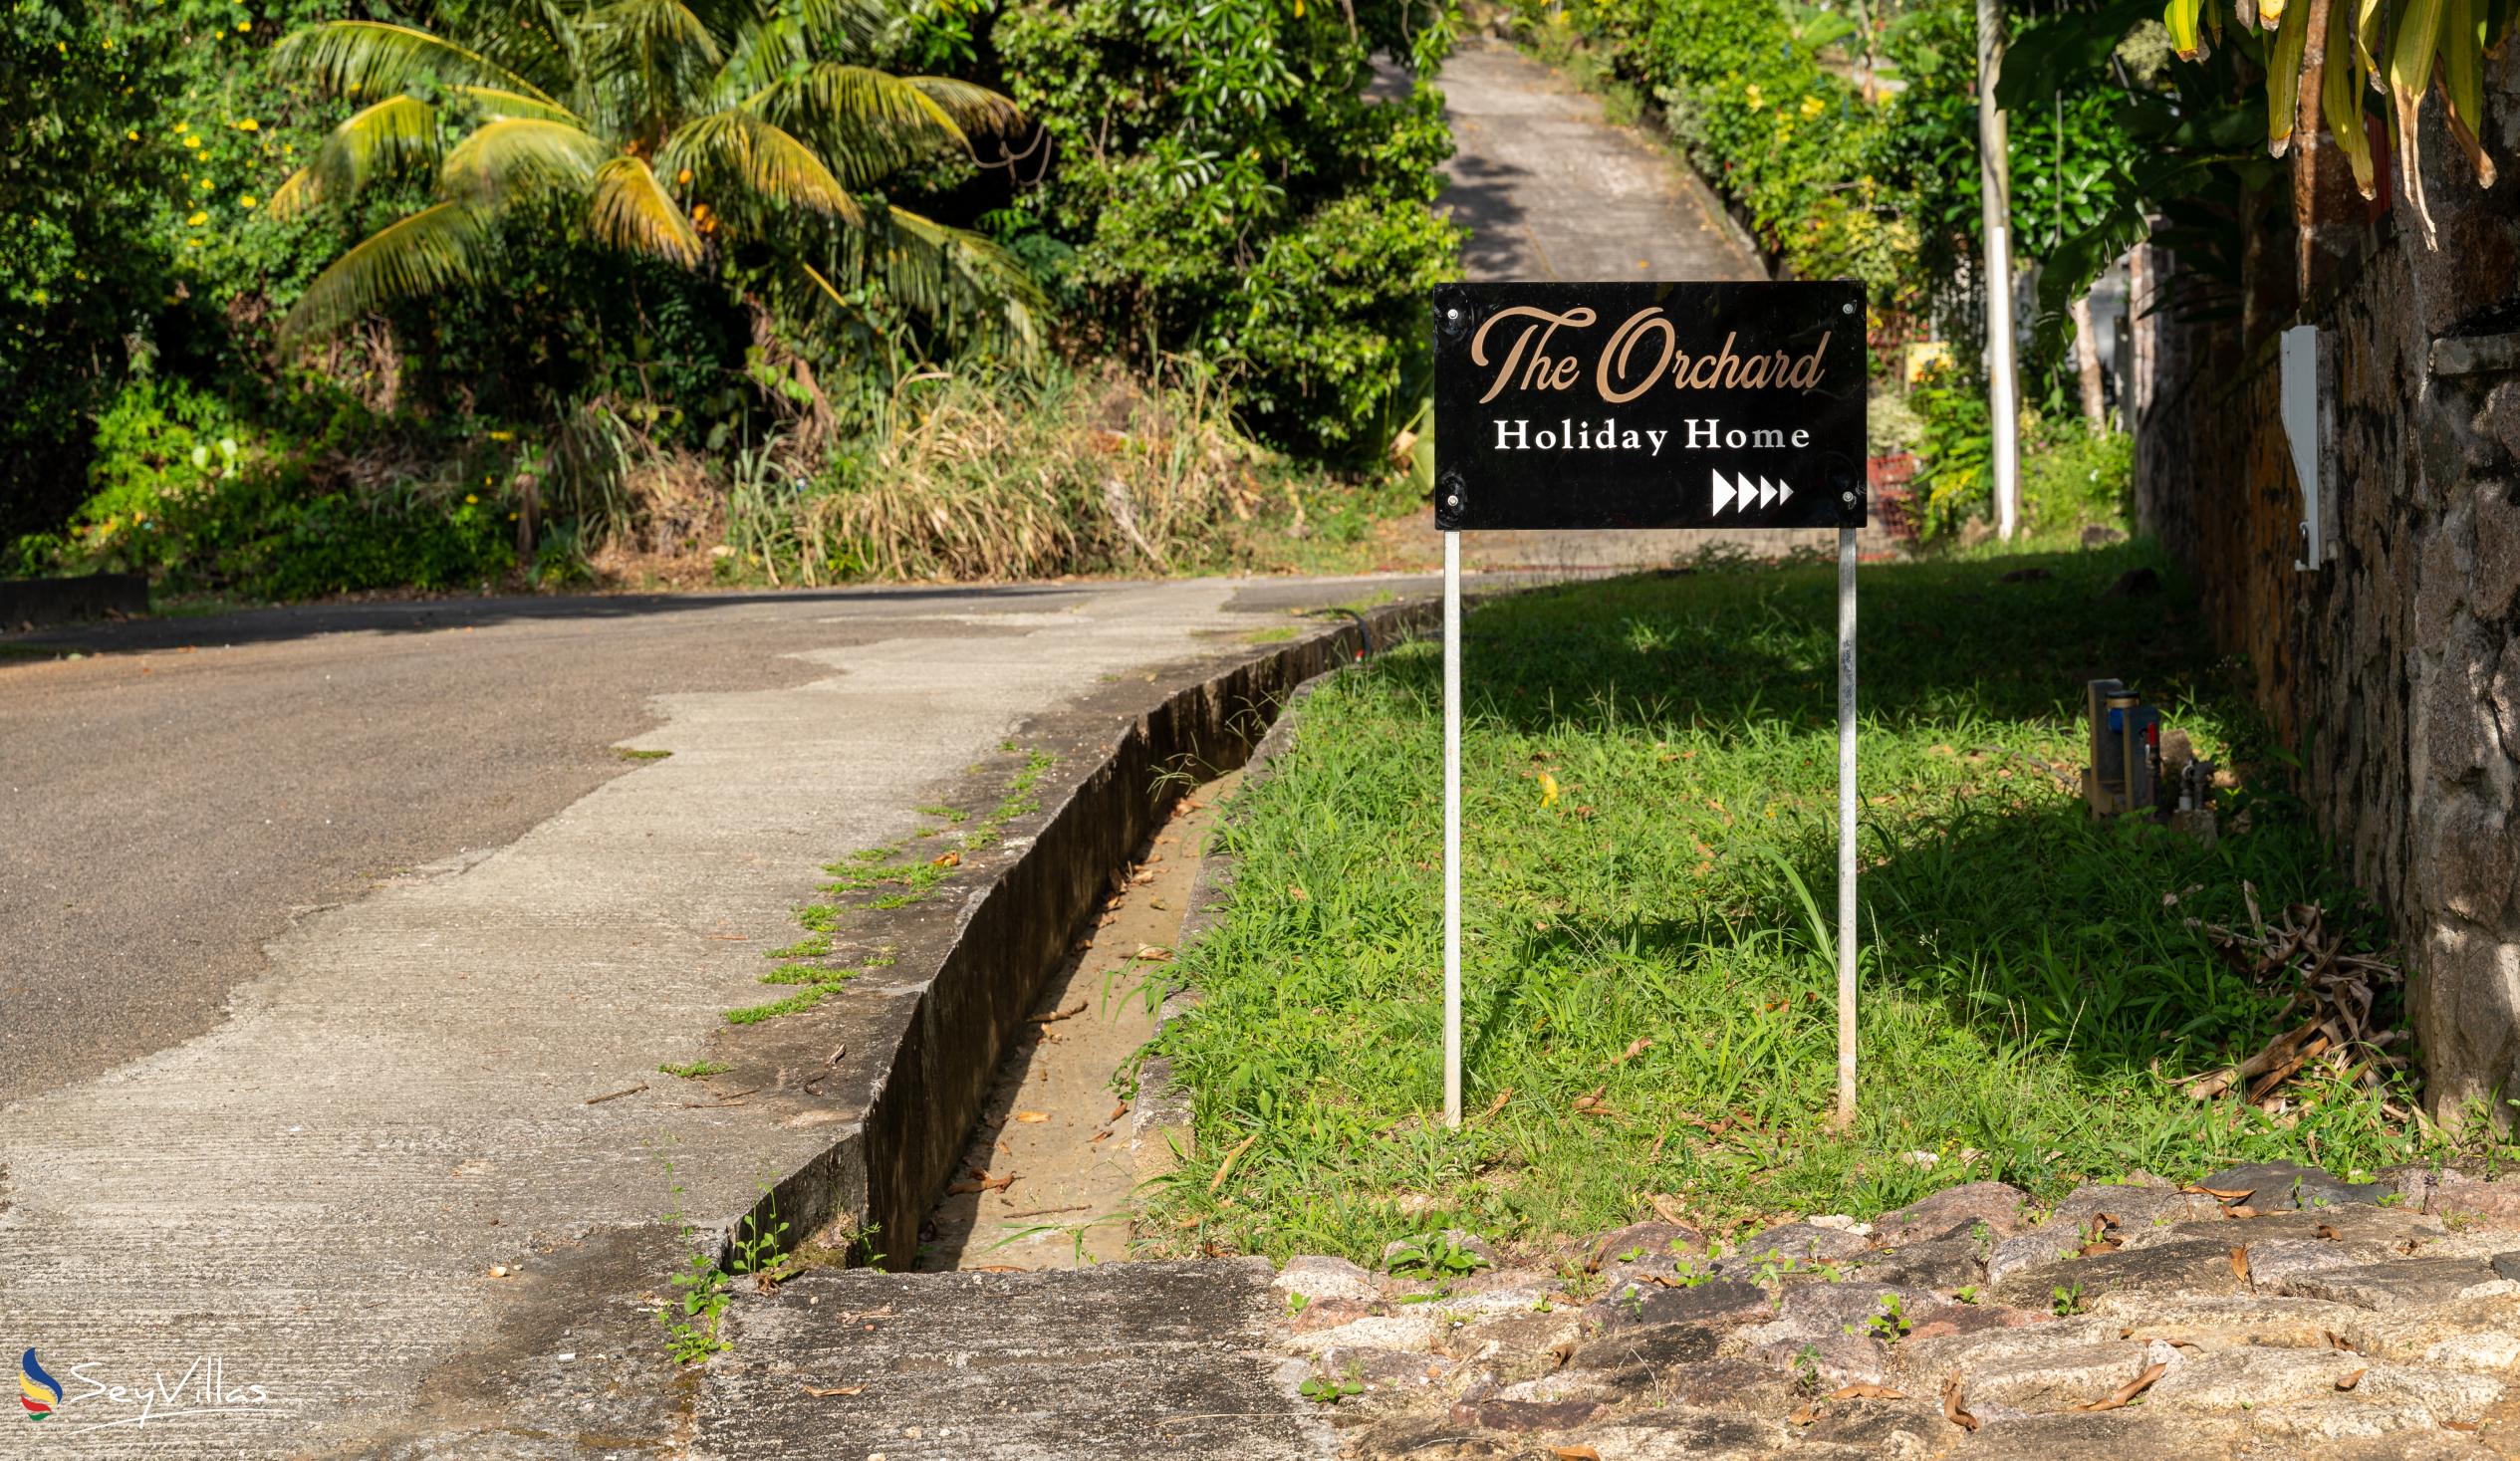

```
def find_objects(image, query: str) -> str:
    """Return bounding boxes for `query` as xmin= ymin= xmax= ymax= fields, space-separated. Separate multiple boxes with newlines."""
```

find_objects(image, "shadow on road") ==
xmin=2 ymin=581 xmax=1097 ymax=656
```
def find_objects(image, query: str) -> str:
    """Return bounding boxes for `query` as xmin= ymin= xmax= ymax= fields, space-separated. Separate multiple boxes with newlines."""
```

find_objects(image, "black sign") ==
xmin=1431 ymin=282 xmax=1868 ymax=531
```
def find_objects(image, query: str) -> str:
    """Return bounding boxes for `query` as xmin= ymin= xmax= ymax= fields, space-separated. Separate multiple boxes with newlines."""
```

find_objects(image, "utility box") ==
xmin=2082 ymin=678 xmax=2160 ymax=818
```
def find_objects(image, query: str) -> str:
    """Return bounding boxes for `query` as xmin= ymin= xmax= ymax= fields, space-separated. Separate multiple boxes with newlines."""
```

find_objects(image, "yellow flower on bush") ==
xmin=464 ymin=494 xmax=480 ymax=505
xmin=240 ymin=194 xmax=258 ymax=208
xmin=235 ymin=118 xmax=259 ymax=130
xmin=235 ymin=20 xmax=250 ymax=30
xmin=1800 ymin=95 xmax=1826 ymax=120
xmin=199 ymin=178 xmax=214 ymax=190
xmin=183 ymin=134 xmax=202 ymax=148
xmin=187 ymin=210 xmax=208 ymax=226
xmin=1743 ymin=83 xmax=1765 ymax=110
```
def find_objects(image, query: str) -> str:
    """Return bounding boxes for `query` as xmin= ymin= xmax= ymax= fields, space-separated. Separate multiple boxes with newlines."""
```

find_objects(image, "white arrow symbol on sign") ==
xmin=1777 ymin=479 xmax=1794 ymax=507
xmin=1710 ymin=469 xmax=1735 ymax=516
xmin=1758 ymin=476 xmax=1778 ymax=510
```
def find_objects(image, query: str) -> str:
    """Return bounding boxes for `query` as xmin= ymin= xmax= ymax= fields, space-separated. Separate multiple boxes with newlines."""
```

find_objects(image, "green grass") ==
xmin=660 ymin=1059 xmax=731 ymax=1079
xmin=1142 ymin=540 xmax=2438 ymax=1264
xmin=720 ymin=749 xmax=1056 ymax=1024
xmin=616 ymin=747 xmax=673 ymax=761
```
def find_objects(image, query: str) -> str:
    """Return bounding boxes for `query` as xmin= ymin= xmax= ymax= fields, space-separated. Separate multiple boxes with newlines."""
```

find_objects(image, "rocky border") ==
xmin=1266 ymin=1159 xmax=2520 ymax=1459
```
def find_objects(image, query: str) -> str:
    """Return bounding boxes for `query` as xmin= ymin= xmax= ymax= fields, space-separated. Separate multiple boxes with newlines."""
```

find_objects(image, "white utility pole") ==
xmin=1977 ymin=0 xmax=2021 ymax=540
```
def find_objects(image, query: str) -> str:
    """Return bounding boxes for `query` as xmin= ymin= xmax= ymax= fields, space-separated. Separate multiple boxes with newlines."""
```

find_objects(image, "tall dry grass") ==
xmin=809 ymin=361 xmax=1270 ymax=582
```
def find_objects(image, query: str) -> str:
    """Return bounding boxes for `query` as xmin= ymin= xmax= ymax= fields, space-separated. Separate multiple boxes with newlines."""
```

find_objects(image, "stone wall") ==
xmin=2132 ymin=54 xmax=2520 ymax=1119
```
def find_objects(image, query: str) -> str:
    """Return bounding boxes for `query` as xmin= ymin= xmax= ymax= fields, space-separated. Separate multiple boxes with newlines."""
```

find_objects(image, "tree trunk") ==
xmin=2071 ymin=294 xmax=2107 ymax=428
xmin=1976 ymin=0 xmax=2020 ymax=539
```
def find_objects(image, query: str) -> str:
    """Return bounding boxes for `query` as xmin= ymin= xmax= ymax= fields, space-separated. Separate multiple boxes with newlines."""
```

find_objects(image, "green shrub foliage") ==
xmin=991 ymin=0 xmax=1463 ymax=458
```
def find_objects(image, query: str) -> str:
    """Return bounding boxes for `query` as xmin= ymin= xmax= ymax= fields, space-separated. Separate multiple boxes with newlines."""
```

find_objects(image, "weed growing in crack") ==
xmin=720 ymin=749 xmax=1056 ymax=1025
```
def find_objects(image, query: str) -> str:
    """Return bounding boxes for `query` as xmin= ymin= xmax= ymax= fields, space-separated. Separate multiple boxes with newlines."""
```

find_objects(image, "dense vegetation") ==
xmin=16 ymin=0 xmax=2506 ymax=594
xmin=3 ymin=0 xmax=1459 ymax=595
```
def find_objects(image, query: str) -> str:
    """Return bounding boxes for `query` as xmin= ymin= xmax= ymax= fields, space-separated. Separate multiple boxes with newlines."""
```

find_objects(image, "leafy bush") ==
xmin=991 ymin=0 xmax=1463 ymax=458
xmin=2021 ymin=420 xmax=2133 ymax=533
xmin=29 ymin=375 xmax=515 ymax=597
xmin=1906 ymin=361 xmax=2131 ymax=543
xmin=1907 ymin=361 xmax=1994 ymax=542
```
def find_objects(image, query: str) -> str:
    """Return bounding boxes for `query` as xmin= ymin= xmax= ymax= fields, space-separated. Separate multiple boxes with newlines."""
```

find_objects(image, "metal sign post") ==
xmin=1442 ymin=528 xmax=1464 ymax=1129
xmin=1835 ymin=525 xmax=1859 ymax=1128
xmin=1430 ymin=281 xmax=1869 ymax=1132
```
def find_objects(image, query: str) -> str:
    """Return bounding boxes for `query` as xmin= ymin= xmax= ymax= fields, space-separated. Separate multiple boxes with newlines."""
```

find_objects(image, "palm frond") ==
xmin=439 ymin=118 xmax=609 ymax=201
xmin=870 ymin=205 xmax=1044 ymax=357
xmin=664 ymin=109 xmax=861 ymax=221
xmin=587 ymin=154 xmax=706 ymax=265
xmin=588 ymin=0 xmax=724 ymax=105
xmin=269 ymin=95 xmax=441 ymax=219
xmin=271 ymin=21 xmax=560 ymax=106
xmin=280 ymin=202 xmax=497 ymax=344
xmin=462 ymin=0 xmax=586 ymax=107
xmin=790 ymin=0 xmax=889 ymax=49
xmin=904 ymin=77 xmax=1023 ymax=135
xmin=753 ymin=65 xmax=1017 ymax=186
xmin=448 ymin=86 xmax=585 ymax=123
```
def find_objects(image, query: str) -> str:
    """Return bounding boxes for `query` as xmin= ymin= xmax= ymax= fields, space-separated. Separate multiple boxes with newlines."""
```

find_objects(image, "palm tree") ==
xmin=267 ymin=0 xmax=1037 ymax=349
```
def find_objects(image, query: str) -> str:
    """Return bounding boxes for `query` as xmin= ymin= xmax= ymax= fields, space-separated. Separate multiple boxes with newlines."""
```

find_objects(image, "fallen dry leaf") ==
xmin=1209 ymin=1131 xmax=1261 ymax=1193
xmin=1134 ymin=945 xmax=1173 ymax=962
xmin=1027 ymin=1001 xmax=1087 ymax=1025
xmin=1551 ymin=1448 xmax=1601 ymax=1461
xmin=1941 ymin=1371 xmax=1979 ymax=1432
xmin=2445 ymin=1419 xmax=2482 ymax=1432
xmin=2073 ymin=1360 xmax=2169 ymax=1412
xmin=2336 ymin=1368 xmax=2366 ymax=1391
xmin=2316 ymin=1224 xmax=2342 ymax=1241
xmin=1470 ymin=1087 xmax=1513 ymax=1122
xmin=1610 ymin=1037 xmax=1652 ymax=1067
xmin=1013 ymin=1111 xmax=1049 ymax=1123
xmin=931 ymin=852 xmax=960 ymax=868
xmin=2187 ymin=1184 xmax=2257 ymax=1201
xmin=1649 ymin=1193 xmax=1690 ymax=1225
xmin=1787 ymin=1403 xmax=1819 ymax=1427
xmin=801 ymin=1383 xmax=863 ymax=1397
xmin=2231 ymin=1247 xmax=2253 ymax=1285
xmin=1830 ymin=1383 xmax=1906 ymax=1400
xmin=1108 ymin=1101 xmax=1130 ymax=1122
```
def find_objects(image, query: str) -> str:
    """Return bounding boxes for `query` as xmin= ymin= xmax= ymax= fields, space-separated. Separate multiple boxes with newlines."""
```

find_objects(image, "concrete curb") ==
xmin=729 ymin=597 xmax=1440 ymax=1269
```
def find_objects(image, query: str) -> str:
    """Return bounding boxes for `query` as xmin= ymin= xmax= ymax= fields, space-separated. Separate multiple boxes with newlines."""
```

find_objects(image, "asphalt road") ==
xmin=0 ymin=583 xmax=1388 ymax=1104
